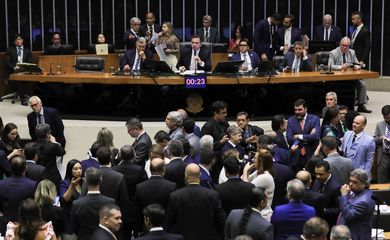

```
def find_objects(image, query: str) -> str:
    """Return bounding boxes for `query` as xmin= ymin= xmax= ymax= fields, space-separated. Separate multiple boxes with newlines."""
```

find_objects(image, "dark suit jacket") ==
xmin=351 ymin=25 xmax=371 ymax=64
xmin=275 ymin=131 xmax=289 ymax=150
xmin=216 ymin=178 xmax=255 ymax=216
xmin=311 ymin=175 xmax=341 ymax=227
xmin=0 ymin=176 xmax=36 ymax=221
xmin=225 ymin=209 xmax=274 ymax=240
xmin=302 ymin=188 xmax=325 ymax=217
xmin=80 ymin=157 xmax=100 ymax=172
xmin=238 ymin=124 xmax=264 ymax=152
xmin=41 ymin=203 xmax=65 ymax=236
xmin=286 ymin=114 xmax=320 ymax=166
xmin=135 ymin=230 xmax=183 ymax=240
xmin=271 ymin=202 xmax=316 ymax=240
xmin=164 ymin=158 xmax=187 ymax=189
xmin=5 ymin=46 xmax=33 ymax=75
xmin=282 ymin=52 xmax=313 ymax=72
xmin=199 ymin=166 xmax=215 ymax=190
xmin=201 ymin=118 xmax=230 ymax=151
xmin=253 ymin=18 xmax=275 ymax=59
xmin=27 ymin=106 xmax=66 ymax=147
xmin=71 ymin=193 xmax=115 ymax=240
xmin=274 ymin=146 xmax=292 ymax=168
xmin=26 ymin=160 xmax=45 ymax=182
xmin=123 ymin=29 xmax=144 ymax=49
xmin=177 ymin=46 xmax=212 ymax=71
xmin=34 ymin=139 xmax=66 ymax=186
xmin=231 ymin=51 xmax=261 ymax=69
xmin=272 ymin=162 xmax=294 ymax=208
xmin=140 ymin=23 xmax=162 ymax=37
xmin=165 ymin=184 xmax=226 ymax=240
xmin=132 ymin=132 xmax=153 ymax=167
xmin=0 ymin=149 xmax=11 ymax=179
xmin=196 ymin=27 xmax=219 ymax=43
xmin=275 ymin=27 xmax=302 ymax=54
xmin=313 ymin=25 xmax=342 ymax=42
xmin=338 ymin=189 xmax=375 ymax=240
xmin=91 ymin=226 xmax=116 ymax=240
xmin=221 ymin=142 xmax=245 ymax=160
xmin=121 ymin=48 xmax=153 ymax=70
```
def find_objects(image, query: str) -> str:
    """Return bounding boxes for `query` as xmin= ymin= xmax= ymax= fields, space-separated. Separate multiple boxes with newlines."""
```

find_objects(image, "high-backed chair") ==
xmin=75 ymin=56 xmax=105 ymax=72
xmin=316 ymin=51 xmax=330 ymax=69
xmin=273 ymin=55 xmax=285 ymax=71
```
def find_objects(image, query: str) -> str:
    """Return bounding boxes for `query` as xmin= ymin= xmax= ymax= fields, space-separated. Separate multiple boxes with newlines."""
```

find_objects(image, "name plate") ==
xmin=184 ymin=75 xmax=207 ymax=89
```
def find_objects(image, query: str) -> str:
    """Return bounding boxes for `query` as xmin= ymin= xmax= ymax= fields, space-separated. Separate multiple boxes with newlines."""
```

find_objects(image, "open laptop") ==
xmin=212 ymin=60 xmax=244 ymax=74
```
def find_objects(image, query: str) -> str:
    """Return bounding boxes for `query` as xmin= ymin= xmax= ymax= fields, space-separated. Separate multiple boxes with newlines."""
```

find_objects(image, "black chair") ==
xmin=212 ymin=43 xmax=227 ymax=53
xmin=273 ymin=55 xmax=285 ymax=71
xmin=75 ymin=56 xmax=105 ymax=72
xmin=316 ymin=51 xmax=330 ymax=69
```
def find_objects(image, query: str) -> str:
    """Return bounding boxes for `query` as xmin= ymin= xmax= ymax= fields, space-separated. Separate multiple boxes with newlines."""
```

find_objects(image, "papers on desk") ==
xmin=372 ymin=229 xmax=384 ymax=239
xmin=177 ymin=70 xmax=205 ymax=75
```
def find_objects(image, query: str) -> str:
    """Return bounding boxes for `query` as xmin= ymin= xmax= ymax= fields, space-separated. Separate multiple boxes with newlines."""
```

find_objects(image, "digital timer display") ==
xmin=184 ymin=75 xmax=207 ymax=89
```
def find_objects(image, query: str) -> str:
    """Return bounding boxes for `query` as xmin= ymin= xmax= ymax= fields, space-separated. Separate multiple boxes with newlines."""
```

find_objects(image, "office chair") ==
xmin=315 ymin=51 xmax=330 ymax=70
xmin=75 ymin=56 xmax=105 ymax=72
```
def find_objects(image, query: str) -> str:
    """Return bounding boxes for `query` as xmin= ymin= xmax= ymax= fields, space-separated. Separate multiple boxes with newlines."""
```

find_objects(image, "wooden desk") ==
xmin=371 ymin=183 xmax=390 ymax=190
xmin=9 ymin=70 xmax=379 ymax=85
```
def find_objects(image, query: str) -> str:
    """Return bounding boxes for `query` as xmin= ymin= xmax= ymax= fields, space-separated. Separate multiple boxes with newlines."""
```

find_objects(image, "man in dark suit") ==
xmin=126 ymin=118 xmax=152 ymax=167
xmin=71 ymin=168 xmax=115 ymax=240
xmin=81 ymin=141 xmax=101 ymax=172
xmin=271 ymin=179 xmax=316 ymax=240
xmin=96 ymin=146 xmax=131 ymax=240
xmin=164 ymin=140 xmax=187 ymax=189
xmin=177 ymin=34 xmax=211 ymax=72
xmin=123 ymin=17 xmax=143 ymax=49
xmin=311 ymin=161 xmax=341 ymax=228
xmin=225 ymin=187 xmax=273 ymax=240
xmin=91 ymin=204 xmax=122 ymax=240
xmin=296 ymin=170 xmax=325 ymax=217
xmin=136 ymin=204 xmax=183 ymax=240
xmin=338 ymin=169 xmax=375 ymax=240
xmin=259 ymin=134 xmax=292 ymax=168
xmin=313 ymin=14 xmax=342 ymax=42
xmin=165 ymin=164 xmax=226 ymax=240
xmin=286 ymin=99 xmax=320 ymax=172
xmin=24 ymin=142 xmax=45 ymax=182
xmin=122 ymin=37 xmax=153 ymax=71
xmin=216 ymin=156 xmax=254 ymax=216
xmin=4 ymin=33 xmax=33 ymax=105
xmin=140 ymin=12 xmax=161 ymax=49
xmin=199 ymin=148 xmax=216 ymax=190
xmin=231 ymin=39 xmax=261 ymax=71
xmin=253 ymin=13 xmax=283 ymax=61
xmin=221 ymin=126 xmax=244 ymax=160
xmin=275 ymin=14 xmax=302 ymax=55
xmin=235 ymin=111 xmax=264 ymax=153
xmin=281 ymin=41 xmax=313 ymax=72
xmin=374 ymin=105 xmax=390 ymax=183
xmin=271 ymin=114 xmax=289 ymax=150
xmin=27 ymin=96 xmax=66 ymax=147
xmin=0 ymin=156 xmax=36 ymax=222
xmin=196 ymin=15 xmax=219 ymax=43
xmin=33 ymin=123 xmax=66 ymax=187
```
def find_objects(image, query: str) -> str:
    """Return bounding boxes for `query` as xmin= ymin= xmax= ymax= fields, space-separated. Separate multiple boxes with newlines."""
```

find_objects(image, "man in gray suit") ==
xmin=341 ymin=115 xmax=375 ymax=179
xmin=374 ymin=105 xmax=390 ymax=183
xmin=328 ymin=37 xmax=371 ymax=113
xmin=196 ymin=15 xmax=219 ymax=43
xmin=322 ymin=136 xmax=354 ymax=184
xmin=225 ymin=187 xmax=273 ymax=240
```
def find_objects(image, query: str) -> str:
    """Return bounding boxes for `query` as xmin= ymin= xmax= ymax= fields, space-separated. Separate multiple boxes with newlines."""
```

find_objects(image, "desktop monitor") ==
xmin=143 ymin=60 xmax=175 ymax=74
xmin=308 ymin=40 xmax=337 ymax=54
xmin=212 ymin=60 xmax=244 ymax=74
xmin=61 ymin=44 xmax=75 ymax=55
xmin=45 ymin=45 xmax=62 ymax=55
xmin=258 ymin=60 xmax=278 ymax=76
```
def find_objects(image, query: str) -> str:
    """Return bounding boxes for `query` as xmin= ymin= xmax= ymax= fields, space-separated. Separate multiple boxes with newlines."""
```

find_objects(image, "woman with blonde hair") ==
xmin=155 ymin=21 xmax=179 ymax=69
xmin=242 ymin=148 xmax=275 ymax=221
xmin=96 ymin=127 xmax=119 ymax=165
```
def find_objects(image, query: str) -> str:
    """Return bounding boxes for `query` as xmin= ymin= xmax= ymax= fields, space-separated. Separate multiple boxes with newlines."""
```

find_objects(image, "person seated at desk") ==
xmin=230 ymin=38 xmax=260 ymax=72
xmin=4 ymin=33 xmax=33 ymax=106
xmin=97 ymin=33 xmax=106 ymax=44
xmin=177 ymin=34 xmax=211 ymax=72
xmin=51 ymin=32 xmax=62 ymax=46
xmin=155 ymin=21 xmax=179 ymax=69
xmin=328 ymin=37 xmax=371 ymax=113
xmin=123 ymin=17 xmax=143 ymax=49
xmin=281 ymin=41 xmax=313 ymax=72
xmin=229 ymin=25 xmax=247 ymax=50
xmin=122 ymin=37 xmax=153 ymax=71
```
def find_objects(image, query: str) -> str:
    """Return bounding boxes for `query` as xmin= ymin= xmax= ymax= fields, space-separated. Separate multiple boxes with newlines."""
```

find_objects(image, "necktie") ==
xmin=205 ymin=29 xmax=209 ymax=42
xmin=300 ymin=119 xmax=305 ymax=156
xmin=37 ymin=113 xmax=43 ymax=124
xmin=293 ymin=57 xmax=300 ymax=71
xmin=190 ymin=50 xmax=197 ymax=70
xmin=387 ymin=125 xmax=390 ymax=138
xmin=149 ymin=26 xmax=153 ymax=33
xmin=351 ymin=29 xmax=357 ymax=47
xmin=17 ymin=47 xmax=22 ymax=57
xmin=352 ymin=134 xmax=356 ymax=144
xmin=325 ymin=28 xmax=329 ymax=41
xmin=134 ymin=55 xmax=141 ymax=70
xmin=342 ymin=53 xmax=346 ymax=64
xmin=318 ymin=183 xmax=325 ymax=193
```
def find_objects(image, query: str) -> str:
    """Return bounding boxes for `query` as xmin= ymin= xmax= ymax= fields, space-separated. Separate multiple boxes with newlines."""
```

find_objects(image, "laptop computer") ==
xmin=212 ymin=60 xmax=244 ymax=74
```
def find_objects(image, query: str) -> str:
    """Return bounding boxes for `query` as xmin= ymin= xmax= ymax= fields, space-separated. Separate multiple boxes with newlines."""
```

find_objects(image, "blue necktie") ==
xmin=134 ymin=56 xmax=141 ymax=70
xmin=17 ymin=47 xmax=22 ymax=57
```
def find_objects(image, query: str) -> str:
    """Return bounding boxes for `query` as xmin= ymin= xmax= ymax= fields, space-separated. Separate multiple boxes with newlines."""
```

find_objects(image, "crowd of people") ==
xmin=0 ymin=89 xmax=389 ymax=239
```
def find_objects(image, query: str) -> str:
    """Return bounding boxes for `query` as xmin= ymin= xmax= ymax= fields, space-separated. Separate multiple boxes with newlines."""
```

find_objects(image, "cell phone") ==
xmin=292 ymin=139 xmax=300 ymax=147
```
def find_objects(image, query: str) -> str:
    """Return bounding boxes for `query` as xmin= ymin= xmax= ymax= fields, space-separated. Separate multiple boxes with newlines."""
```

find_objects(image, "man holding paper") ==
xmin=177 ymin=34 xmax=211 ymax=72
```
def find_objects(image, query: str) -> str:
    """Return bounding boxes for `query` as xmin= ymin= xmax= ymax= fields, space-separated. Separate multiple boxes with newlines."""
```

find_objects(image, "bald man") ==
xmin=341 ymin=115 xmax=375 ymax=179
xmin=165 ymin=163 xmax=225 ymax=240
xmin=296 ymin=170 xmax=325 ymax=217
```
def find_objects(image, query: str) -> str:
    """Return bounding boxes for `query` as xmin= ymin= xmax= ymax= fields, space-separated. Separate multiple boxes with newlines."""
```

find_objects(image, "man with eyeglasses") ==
xmin=231 ymin=38 xmax=260 ymax=71
xmin=328 ymin=37 xmax=371 ymax=113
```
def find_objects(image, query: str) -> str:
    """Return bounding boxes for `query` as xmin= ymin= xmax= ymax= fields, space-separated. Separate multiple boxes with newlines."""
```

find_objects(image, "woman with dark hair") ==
xmin=321 ymin=107 xmax=343 ymax=144
xmin=242 ymin=149 xmax=275 ymax=221
xmin=225 ymin=187 xmax=273 ymax=240
xmin=8 ymin=199 xmax=57 ymax=240
xmin=59 ymin=159 xmax=83 ymax=239
xmin=229 ymin=25 xmax=246 ymax=50
xmin=0 ymin=122 xmax=22 ymax=160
